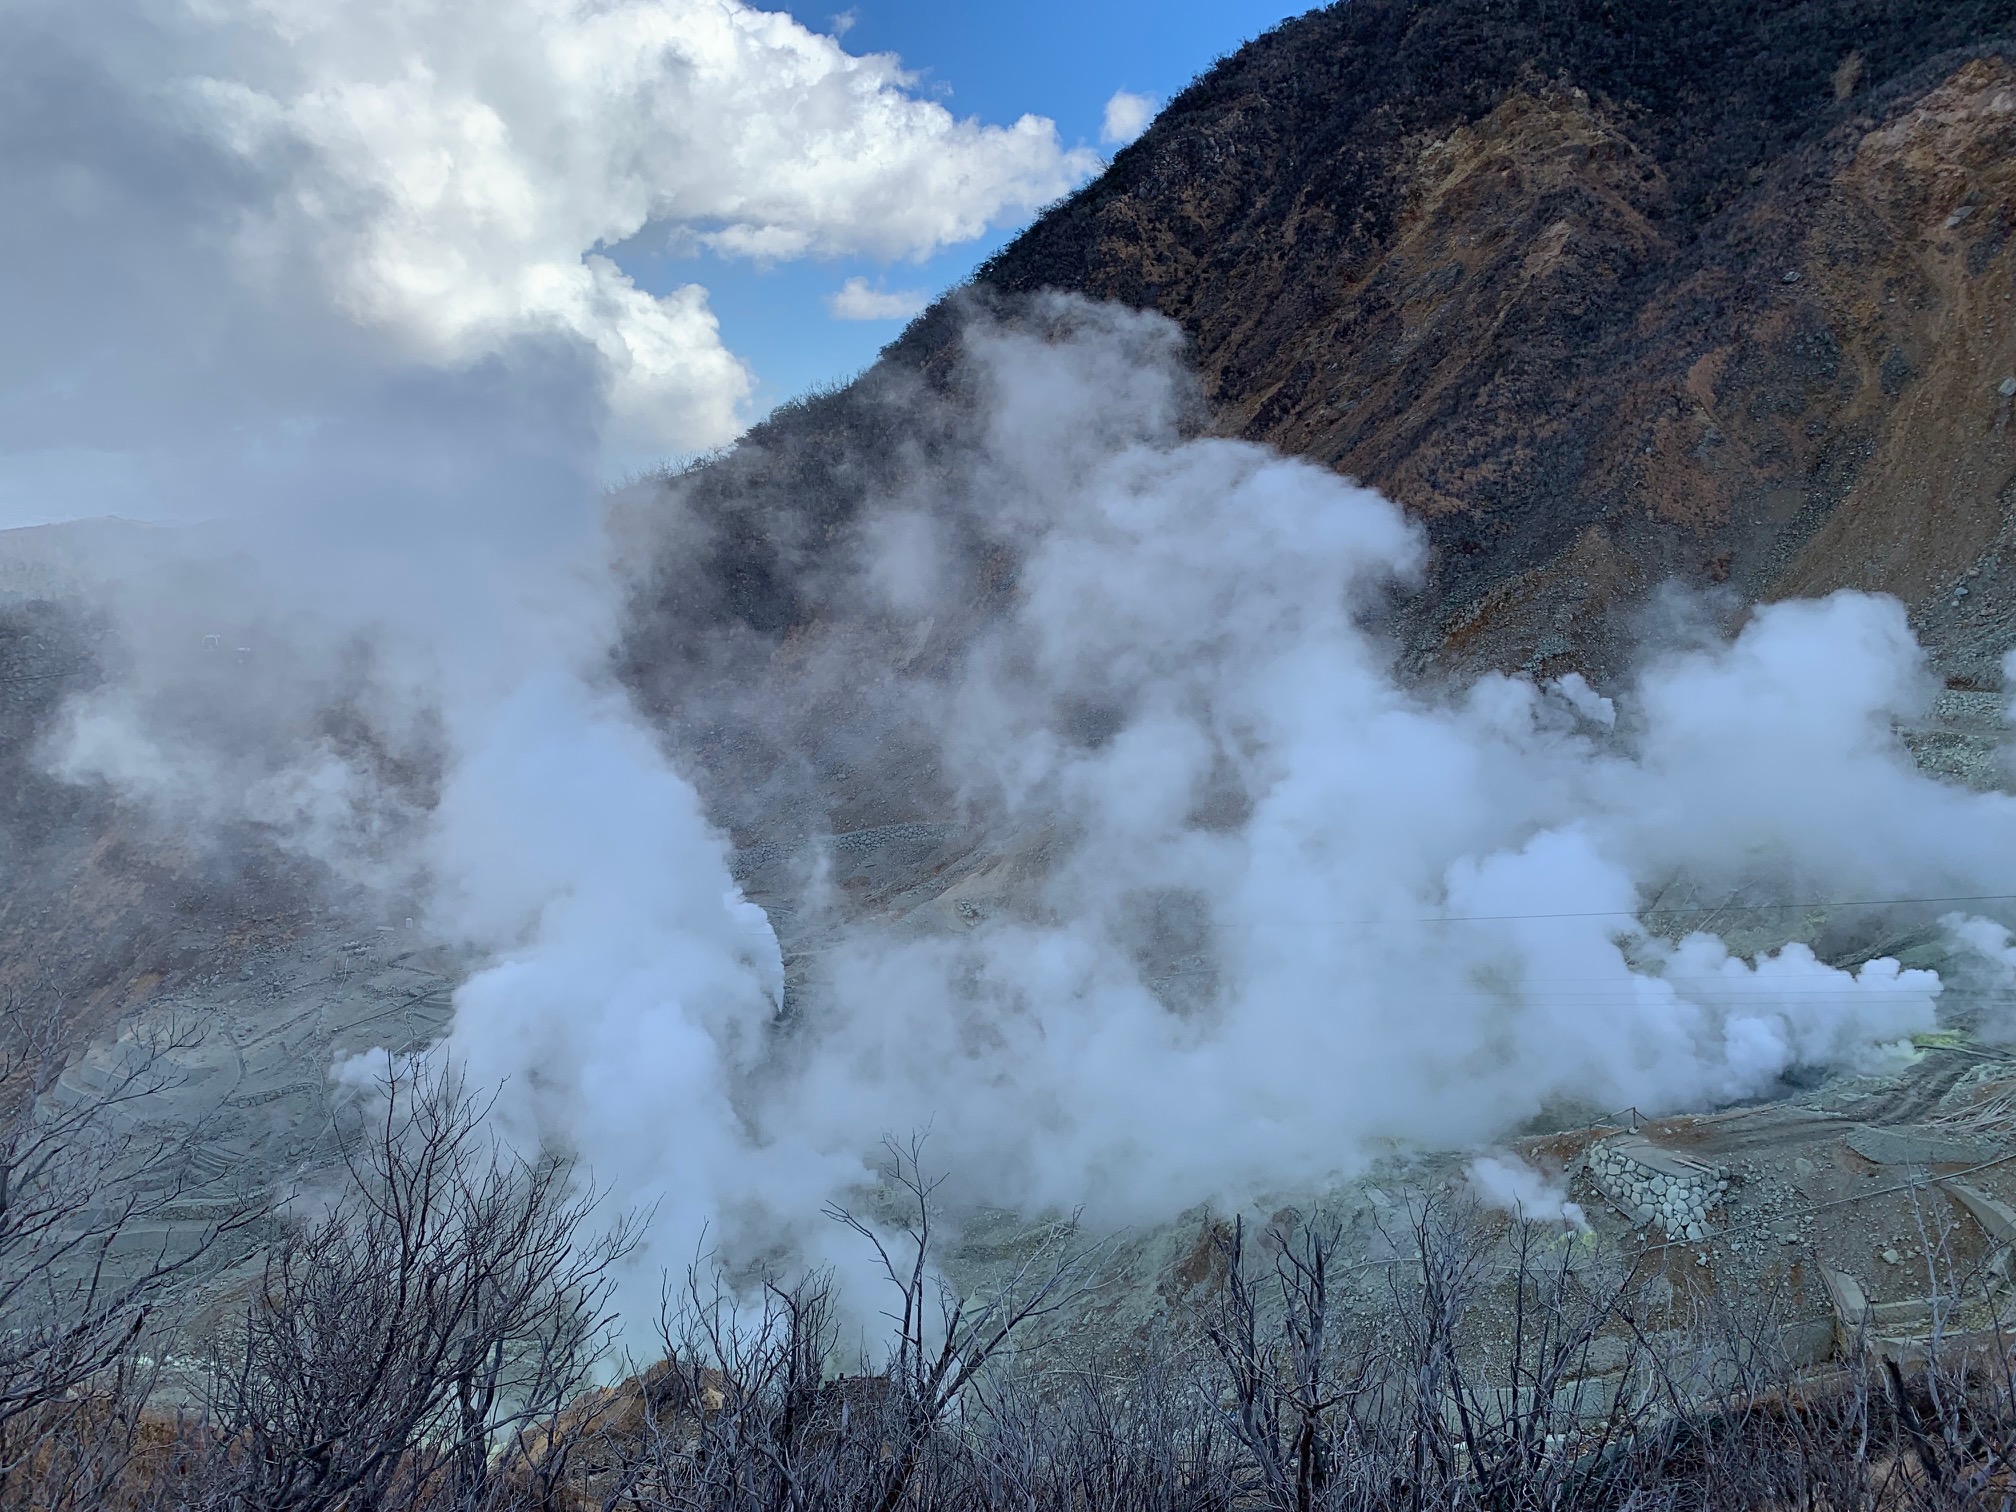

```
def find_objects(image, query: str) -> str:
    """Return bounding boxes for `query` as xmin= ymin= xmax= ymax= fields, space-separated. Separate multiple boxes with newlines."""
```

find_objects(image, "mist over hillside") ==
xmin=1 ymin=0 xmax=2012 ymax=1277
xmin=9 ymin=1 xmax=2016 ymax=1503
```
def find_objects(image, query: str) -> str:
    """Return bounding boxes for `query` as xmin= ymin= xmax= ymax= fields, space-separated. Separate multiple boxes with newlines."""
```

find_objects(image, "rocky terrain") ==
xmin=972 ymin=7 xmax=2016 ymax=688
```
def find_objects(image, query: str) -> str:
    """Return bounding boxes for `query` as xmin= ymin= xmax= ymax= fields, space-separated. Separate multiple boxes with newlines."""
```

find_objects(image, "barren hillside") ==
xmin=626 ymin=0 xmax=2016 ymax=708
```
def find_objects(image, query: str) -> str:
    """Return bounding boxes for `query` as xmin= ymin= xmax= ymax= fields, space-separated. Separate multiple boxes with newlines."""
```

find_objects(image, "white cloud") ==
xmin=1101 ymin=89 xmax=1158 ymax=147
xmin=0 ymin=0 xmax=1099 ymax=468
xmin=181 ymin=0 xmax=1097 ymax=449
xmin=826 ymin=277 xmax=929 ymax=321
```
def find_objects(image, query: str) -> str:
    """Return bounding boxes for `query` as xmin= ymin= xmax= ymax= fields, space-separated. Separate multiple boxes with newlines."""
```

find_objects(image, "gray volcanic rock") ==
xmin=1844 ymin=1122 xmax=2004 ymax=1166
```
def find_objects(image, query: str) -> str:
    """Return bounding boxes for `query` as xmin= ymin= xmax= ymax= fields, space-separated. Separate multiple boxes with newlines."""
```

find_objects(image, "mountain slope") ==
xmin=627 ymin=0 xmax=2016 ymax=711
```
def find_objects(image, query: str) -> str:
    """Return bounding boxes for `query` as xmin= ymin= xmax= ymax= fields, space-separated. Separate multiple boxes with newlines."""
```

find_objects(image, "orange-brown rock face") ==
xmin=1777 ymin=60 xmax=2016 ymax=617
xmin=1360 ymin=55 xmax=2016 ymax=683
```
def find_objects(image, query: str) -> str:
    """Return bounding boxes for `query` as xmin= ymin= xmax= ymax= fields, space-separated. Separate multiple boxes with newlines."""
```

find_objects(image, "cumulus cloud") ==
xmin=827 ymin=277 xmax=930 ymax=321
xmin=172 ymin=0 xmax=1095 ymax=445
xmin=1101 ymin=89 xmax=1158 ymax=147
xmin=0 ymin=0 xmax=1098 ymax=480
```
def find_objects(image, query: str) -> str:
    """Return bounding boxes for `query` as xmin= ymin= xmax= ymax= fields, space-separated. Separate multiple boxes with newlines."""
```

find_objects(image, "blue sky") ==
xmin=613 ymin=1 xmax=1297 ymax=416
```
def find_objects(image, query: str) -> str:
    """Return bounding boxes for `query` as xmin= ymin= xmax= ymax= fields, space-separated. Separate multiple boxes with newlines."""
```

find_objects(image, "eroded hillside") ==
xmin=625 ymin=0 xmax=2016 ymax=704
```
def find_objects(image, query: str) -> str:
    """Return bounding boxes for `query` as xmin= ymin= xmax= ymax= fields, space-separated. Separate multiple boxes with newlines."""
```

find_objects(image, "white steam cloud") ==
xmin=379 ymin=301 xmax=2008 ymax=1283
xmin=46 ymin=298 xmax=2016 ymax=1296
xmin=14 ymin=0 xmax=2016 ymax=1305
xmin=1942 ymin=913 xmax=2016 ymax=1042
xmin=1466 ymin=1155 xmax=1588 ymax=1230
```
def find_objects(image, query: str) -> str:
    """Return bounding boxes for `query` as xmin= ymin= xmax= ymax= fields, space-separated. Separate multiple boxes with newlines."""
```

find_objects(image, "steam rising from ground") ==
xmin=409 ymin=303 xmax=2016 ymax=1276
xmin=671 ymin=304 xmax=1992 ymax=1237
xmin=25 ymin=0 xmax=2010 ymax=1321
xmin=44 ymin=299 xmax=2016 ymax=1291
xmin=1466 ymin=1155 xmax=1587 ymax=1231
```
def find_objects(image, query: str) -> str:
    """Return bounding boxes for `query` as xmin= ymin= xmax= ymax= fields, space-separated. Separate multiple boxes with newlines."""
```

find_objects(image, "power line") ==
xmin=1218 ymin=893 xmax=2016 ymax=929
xmin=0 ymin=665 xmax=91 ymax=688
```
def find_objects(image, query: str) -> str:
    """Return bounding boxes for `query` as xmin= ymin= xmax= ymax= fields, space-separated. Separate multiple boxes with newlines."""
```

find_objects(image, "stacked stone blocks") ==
xmin=1584 ymin=1135 xmax=1729 ymax=1241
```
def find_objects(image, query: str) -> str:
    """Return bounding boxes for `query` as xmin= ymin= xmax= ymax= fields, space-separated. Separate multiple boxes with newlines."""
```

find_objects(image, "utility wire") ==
xmin=1218 ymin=893 xmax=2016 ymax=929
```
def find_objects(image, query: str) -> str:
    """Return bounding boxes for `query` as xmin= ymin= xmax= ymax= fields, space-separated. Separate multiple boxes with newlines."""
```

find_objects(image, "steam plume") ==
xmin=412 ymin=301 xmax=2015 ymax=1281
xmin=44 ymin=299 xmax=2016 ymax=1298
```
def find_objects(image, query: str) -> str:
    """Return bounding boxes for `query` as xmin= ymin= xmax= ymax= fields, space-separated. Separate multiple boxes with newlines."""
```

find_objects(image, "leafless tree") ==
xmin=585 ymin=1134 xmax=1098 ymax=1512
xmin=10 ymin=1029 xmax=2016 ymax=1512
xmin=181 ymin=1057 xmax=632 ymax=1512
xmin=1203 ymin=1214 xmax=1372 ymax=1512
xmin=0 ymin=991 xmax=255 ymax=1511
xmin=612 ymin=1258 xmax=854 ymax=1511
xmin=1194 ymin=1197 xmax=1698 ymax=1512
xmin=823 ymin=1134 xmax=1099 ymax=1512
xmin=955 ymin=1323 xmax=1241 ymax=1512
xmin=1406 ymin=1202 xmax=1653 ymax=1511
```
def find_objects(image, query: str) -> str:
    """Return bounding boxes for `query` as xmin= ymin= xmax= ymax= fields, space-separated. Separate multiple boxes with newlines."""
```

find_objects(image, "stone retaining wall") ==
xmin=1584 ymin=1135 xmax=1729 ymax=1240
